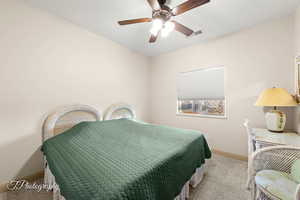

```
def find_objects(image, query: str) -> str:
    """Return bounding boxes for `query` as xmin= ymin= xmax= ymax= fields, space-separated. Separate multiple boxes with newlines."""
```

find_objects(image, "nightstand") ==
xmin=252 ymin=128 xmax=300 ymax=151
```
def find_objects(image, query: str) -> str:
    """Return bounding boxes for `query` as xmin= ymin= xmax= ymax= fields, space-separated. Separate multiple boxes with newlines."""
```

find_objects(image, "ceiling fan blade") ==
xmin=149 ymin=32 xmax=159 ymax=43
xmin=118 ymin=18 xmax=152 ymax=25
xmin=172 ymin=0 xmax=210 ymax=16
xmin=147 ymin=0 xmax=161 ymax=10
xmin=172 ymin=21 xmax=194 ymax=36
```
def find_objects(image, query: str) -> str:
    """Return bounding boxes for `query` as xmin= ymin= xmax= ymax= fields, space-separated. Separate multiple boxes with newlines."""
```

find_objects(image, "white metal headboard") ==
xmin=104 ymin=103 xmax=136 ymax=120
xmin=42 ymin=104 xmax=102 ymax=142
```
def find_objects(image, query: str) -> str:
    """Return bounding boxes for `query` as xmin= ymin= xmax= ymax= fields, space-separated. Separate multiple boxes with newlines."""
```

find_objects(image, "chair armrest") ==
xmin=248 ymin=146 xmax=300 ymax=187
xmin=296 ymin=184 xmax=300 ymax=200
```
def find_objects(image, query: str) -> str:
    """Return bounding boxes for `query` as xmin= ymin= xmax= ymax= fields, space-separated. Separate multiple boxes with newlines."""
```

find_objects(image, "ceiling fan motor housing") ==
xmin=152 ymin=9 xmax=172 ymax=21
xmin=158 ymin=0 xmax=167 ymax=5
xmin=152 ymin=0 xmax=172 ymax=22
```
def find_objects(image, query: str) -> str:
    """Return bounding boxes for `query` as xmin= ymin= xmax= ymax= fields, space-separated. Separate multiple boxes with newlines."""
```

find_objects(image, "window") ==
xmin=176 ymin=67 xmax=225 ymax=118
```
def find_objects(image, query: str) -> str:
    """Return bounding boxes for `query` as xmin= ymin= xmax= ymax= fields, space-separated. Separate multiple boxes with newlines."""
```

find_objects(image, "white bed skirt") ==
xmin=44 ymin=159 xmax=206 ymax=200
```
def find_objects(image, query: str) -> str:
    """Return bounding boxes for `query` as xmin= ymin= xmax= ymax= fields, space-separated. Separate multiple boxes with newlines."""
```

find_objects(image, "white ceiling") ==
xmin=23 ymin=0 xmax=300 ymax=56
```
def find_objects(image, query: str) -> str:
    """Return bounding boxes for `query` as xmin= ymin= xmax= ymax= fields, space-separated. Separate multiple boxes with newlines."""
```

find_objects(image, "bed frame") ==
xmin=42 ymin=103 xmax=205 ymax=200
xmin=104 ymin=103 xmax=136 ymax=120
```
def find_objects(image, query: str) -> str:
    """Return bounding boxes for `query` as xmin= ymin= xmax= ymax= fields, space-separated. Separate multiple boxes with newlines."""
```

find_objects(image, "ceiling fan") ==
xmin=118 ymin=0 xmax=210 ymax=43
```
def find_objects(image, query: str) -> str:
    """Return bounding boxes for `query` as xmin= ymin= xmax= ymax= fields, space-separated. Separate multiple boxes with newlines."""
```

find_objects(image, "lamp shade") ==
xmin=255 ymin=88 xmax=297 ymax=107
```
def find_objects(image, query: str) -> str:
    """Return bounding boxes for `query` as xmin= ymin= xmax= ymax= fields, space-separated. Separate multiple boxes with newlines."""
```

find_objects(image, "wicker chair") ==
xmin=249 ymin=146 xmax=300 ymax=200
xmin=244 ymin=119 xmax=256 ymax=190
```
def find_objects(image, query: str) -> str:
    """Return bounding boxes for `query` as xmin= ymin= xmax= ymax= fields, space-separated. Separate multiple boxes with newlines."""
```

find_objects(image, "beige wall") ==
xmin=0 ymin=0 xmax=149 ymax=183
xmin=296 ymin=6 xmax=300 ymax=55
xmin=293 ymin=6 xmax=300 ymax=133
xmin=149 ymin=16 xmax=295 ymax=156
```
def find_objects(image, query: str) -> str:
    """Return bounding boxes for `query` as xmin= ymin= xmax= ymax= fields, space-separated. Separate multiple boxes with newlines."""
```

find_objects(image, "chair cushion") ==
xmin=255 ymin=170 xmax=298 ymax=200
xmin=291 ymin=159 xmax=300 ymax=183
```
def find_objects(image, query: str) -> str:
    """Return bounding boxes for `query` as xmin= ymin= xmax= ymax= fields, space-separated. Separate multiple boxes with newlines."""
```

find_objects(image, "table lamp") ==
xmin=255 ymin=87 xmax=297 ymax=132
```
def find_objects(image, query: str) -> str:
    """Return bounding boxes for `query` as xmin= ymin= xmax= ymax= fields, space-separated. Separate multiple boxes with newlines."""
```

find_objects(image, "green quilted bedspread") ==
xmin=42 ymin=119 xmax=211 ymax=200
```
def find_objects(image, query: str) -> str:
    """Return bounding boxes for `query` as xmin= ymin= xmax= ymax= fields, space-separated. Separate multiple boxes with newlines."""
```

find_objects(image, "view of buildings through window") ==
xmin=177 ymin=99 xmax=225 ymax=116
xmin=177 ymin=67 xmax=225 ymax=117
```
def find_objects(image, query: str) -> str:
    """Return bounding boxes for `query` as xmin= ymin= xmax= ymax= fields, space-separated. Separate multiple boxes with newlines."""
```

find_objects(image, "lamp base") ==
xmin=265 ymin=110 xmax=286 ymax=133
xmin=268 ymin=130 xmax=284 ymax=133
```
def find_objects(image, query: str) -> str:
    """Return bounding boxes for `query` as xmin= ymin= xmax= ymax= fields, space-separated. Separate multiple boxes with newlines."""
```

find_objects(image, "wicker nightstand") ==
xmin=252 ymin=128 xmax=300 ymax=150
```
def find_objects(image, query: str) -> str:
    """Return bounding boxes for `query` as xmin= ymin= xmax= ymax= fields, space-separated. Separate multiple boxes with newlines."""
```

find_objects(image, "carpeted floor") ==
xmin=2 ymin=154 xmax=250 ymax=200
xmin=189 ymin=154 xmax=250 ymax=200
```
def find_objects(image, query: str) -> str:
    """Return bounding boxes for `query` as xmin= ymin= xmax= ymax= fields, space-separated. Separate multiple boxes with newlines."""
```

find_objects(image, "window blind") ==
xmin=177 ymin=67 xmax=225 ymax=100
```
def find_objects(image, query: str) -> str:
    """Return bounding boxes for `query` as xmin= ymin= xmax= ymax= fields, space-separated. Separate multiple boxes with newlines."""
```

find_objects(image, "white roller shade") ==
xmin=177 ymin=67 xmax=225 ymax=100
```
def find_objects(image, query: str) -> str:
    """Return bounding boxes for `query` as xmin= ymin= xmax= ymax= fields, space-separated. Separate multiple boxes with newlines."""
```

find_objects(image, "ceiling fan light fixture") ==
xmin=164 ymin=21 xmax=175 ymax=32
xmin=161 ymin=21 xmax=174 ymax=37
xmin=161 ymin=28 xmax=170 ymax=37
xmin=150 ymin=18 xmax=163 ymax=34
xmin=150 ymin=27 xmax=159 ymax=35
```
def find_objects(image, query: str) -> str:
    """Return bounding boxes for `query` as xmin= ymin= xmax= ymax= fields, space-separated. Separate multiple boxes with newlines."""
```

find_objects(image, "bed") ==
xmin=42 ymin=103 xmax=211 ymax=200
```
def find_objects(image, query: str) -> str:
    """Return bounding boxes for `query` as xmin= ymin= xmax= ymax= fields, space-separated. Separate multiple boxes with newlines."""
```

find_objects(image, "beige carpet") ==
xmin=2 ymin=154 xmax=250 ymax=200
